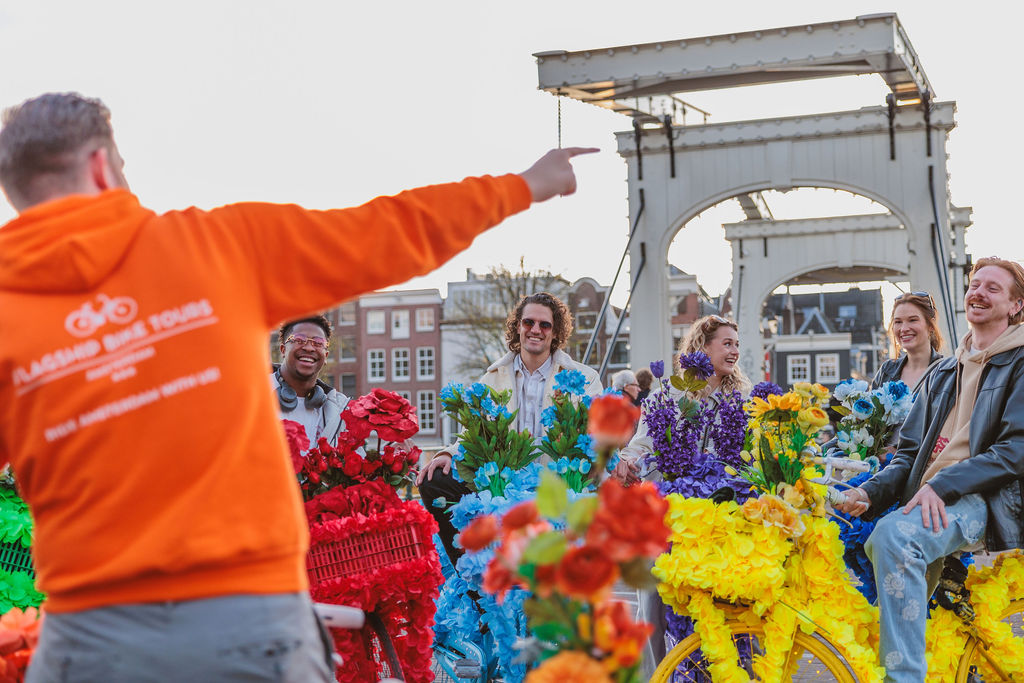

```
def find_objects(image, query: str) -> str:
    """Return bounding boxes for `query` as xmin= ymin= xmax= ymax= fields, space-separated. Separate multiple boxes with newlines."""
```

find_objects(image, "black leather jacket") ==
xmin=860 ymin=349 xmax=1024 ymax=551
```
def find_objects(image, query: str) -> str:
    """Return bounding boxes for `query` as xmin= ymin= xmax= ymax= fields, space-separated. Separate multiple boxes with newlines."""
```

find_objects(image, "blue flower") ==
xmin=886 ymin=380 xmax=910 ymax=401
xmin=679 ymin=351 xmax=715 ymax=380
xmin=851 ymin=398 xmax=874 ymax=420
xmin=570 ymin=457 xmax=582 ymax=472
xmin=480 ymin=396 xmax=498 ymax=417
xmin=834 ymin=379 xmax=869 ymax=402
xmin=454 ymin=444 xmax=466 ymax=462
xmin=581 ymin=394 xmax=593 ymax=409
xmin=579 ymin=458 xmax=593 ymax=475
xmin=482 ymin=461 xmax=499 ymax=478
xmin=440 ymin=382 xmax=462 ymax=402
xmin=473 ymin=470 xmax=491 ymax=490
xmin=500 ymin=466 xmax=513 ymax=481
xmin=650 ymin=360 xmax=665 ymax=379
xmin=469 ymin=383 xmax=488 ymax=398
xmin=556 ymin=458 xmax=570 ymax=474
xmin=553 ymin=369 xmax=587 ymax=396
xmin=540 ymin=405 xmax=558 ymax=428
xmin=574 ymin=434 xmax=594 ymax=455
xmin=750 ymin=381 xmax=784 ymax=400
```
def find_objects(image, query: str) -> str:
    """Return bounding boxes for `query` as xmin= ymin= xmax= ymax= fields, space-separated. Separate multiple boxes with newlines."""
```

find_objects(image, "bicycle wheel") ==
xmin=430 ymin=636 xmax=487 ymax=683
xmin=365 ymin=612 xmax=405 ymax=681
xmin=955 ymin=598 xmax=1024 ymax=682
xmin=651 ymin=622 xmax=857 ymax=683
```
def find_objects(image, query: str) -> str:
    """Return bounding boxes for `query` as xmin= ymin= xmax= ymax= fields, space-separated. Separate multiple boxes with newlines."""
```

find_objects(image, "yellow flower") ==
xmin=741 ymin=494 xmax=805 ymax=538
xmin=797 ymin=407 xmax=830 ymax=430
xmin=769 ymin=392 xmax=803 ymax=411
xmin=811 ymin=383 xmax=831 ymax=400
xmin=744 ymin=396 xmax=772 ymax=418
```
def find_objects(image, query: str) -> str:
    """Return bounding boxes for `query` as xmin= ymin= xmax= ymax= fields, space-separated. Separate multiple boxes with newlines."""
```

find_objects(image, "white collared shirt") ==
xmin=513 ymin=354 xmax=553 ymax=438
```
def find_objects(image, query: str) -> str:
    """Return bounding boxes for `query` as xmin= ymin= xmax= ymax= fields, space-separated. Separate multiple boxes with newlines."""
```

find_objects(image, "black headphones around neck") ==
xmin=275 ymin=367 xmax=327 ymax=412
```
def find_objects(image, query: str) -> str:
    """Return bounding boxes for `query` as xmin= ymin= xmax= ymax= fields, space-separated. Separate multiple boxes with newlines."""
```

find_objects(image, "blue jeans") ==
xmin=864 ymin=493 xmax=987 ymax=682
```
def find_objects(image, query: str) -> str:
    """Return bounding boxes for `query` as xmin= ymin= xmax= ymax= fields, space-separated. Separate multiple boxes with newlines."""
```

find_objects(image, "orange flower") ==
xmin=593 ymin=600 xmax=653 ymax=671
xmin=741 ymin=494 xmax=805 ymax=537
xmin=0 ymin=606 xmax=40 ymax=656
xmin=587 ymin=395 xmax=641 ymax=449
xmin=482 ymin=554 xmax=521 ymax=603
xmin=501 ymin=501 xmax=539 ymax=531
xmin=532 ymin=563 xmax=559 ymax=598
xmin=458 ymin=514 xmax=498 ymax=551
xmin=555 ymin=545 xmax=619 ymax=601
xmin=525 ymin=651 xmax=613 ymax=683
xmin=586 ymin=479 xmax=669 ymax=562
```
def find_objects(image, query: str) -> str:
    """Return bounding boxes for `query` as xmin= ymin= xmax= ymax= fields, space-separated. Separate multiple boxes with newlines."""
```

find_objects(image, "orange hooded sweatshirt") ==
xmin=0 ymin=175 xmax=531 ymax=612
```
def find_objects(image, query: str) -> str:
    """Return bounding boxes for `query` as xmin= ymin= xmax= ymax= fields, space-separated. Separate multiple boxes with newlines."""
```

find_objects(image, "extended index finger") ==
xmin=562 ymin=147 xmax=600 ymax=157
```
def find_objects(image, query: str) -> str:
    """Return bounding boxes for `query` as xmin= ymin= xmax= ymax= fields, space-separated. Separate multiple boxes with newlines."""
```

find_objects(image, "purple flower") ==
xmin=649 ymin=360 xmax=665 ymax=379
xmin=750 ymin=381 xmax=784 ymax=400
xmin=679 ymin=352 xmax=714 ymax=380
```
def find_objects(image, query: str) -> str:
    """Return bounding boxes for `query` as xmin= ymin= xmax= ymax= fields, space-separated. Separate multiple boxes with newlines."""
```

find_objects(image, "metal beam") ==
xmin=536 ymin=13 xmax=932 ymax=116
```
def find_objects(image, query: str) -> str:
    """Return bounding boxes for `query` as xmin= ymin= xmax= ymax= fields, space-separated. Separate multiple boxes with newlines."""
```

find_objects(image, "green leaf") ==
xmin=832 ymin=405 xmax=851 ymax=416
xmin=521 ymin=531 xmax=568 ymax=565
xmin=566 ymin=496 xmax=599 ymax=534
xmin=536 ymin=470 xmax=569 ymax=519
xmin=669 ymin=375 xmax=685 ymax=391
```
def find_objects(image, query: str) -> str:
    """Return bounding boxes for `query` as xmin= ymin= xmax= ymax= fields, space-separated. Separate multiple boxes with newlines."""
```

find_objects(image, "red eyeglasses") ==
xmin=284 ymin=333 xmax=329 ymax=350
xmin=521 ymin=318 xmax=553 ymax=331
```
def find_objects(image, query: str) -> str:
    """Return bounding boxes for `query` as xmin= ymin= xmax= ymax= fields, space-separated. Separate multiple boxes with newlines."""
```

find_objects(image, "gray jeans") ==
xmin=26 ymin=593 xmax=334 ymax=682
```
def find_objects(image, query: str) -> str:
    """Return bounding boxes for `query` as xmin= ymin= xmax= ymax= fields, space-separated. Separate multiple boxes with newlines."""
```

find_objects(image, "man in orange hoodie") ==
xmin=0 ymin=92 xmax=595 ymax=681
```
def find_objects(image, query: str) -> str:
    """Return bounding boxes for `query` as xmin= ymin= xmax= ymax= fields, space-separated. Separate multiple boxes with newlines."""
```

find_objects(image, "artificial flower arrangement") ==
xmin=0 ymin=476 xmax=42 ymax=617
xmin=287 ymin=388 xmax=422 ymax=501
xmin=439 ymin=382 xmax=538 ymax=496
xmin=736 ymin=381 xmax=832 ymax=515
xmin=538 ymin=370 xmax=608 ymax=493
xmin=461 ymin=471 xmax=669 ymax=683
xmin=640 ymin=354 xmax=749 ymax=500
xmin=283 ymin=389 xmax=442 ymax=683
xmin=0 ymin=607 xmax=41 ymax=683
xmin=831 ymin=378 xmax=912 ymax=462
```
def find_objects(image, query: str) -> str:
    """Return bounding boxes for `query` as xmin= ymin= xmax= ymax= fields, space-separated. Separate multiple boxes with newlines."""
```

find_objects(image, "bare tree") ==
xmin=445 ymin=258 xmax=569 ymax=379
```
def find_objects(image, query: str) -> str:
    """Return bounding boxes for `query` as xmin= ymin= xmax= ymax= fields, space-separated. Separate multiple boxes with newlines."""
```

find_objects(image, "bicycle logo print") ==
xmin=64 ymin=294 xmax=139 ymax=338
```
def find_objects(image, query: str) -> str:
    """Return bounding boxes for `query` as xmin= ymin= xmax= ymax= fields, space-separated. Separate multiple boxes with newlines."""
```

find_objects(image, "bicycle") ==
xmin=314 ymin=602 xmax=404 ymax=683
xmin=649 ymin=463 xmax=1024 ymax=682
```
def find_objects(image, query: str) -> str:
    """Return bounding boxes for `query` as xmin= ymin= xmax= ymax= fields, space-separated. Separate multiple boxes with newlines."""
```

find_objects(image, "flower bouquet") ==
xmin=0 ymin=607 xmax=41 ymax=683
xmin=737 ymin=381 xmax=832 ymax=515
xmin=440 ymin=382 xmax=539 ymax=496
xmin=462 ymin=471 xmax=670 ymax=683
xmin=641 ymin=354 xmax=749 ymax=500
xmin=831 ymin=379 xmax=912 ymax=463
xmin=282 ymin=390 xmax=442 ymax=683
xmin=287 ymin=388 xmax=422 ymax=502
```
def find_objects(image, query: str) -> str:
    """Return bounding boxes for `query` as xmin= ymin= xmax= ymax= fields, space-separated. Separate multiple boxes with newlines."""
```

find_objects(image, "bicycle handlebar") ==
xmin=810 ymin=456 xmax=873 ymax=473
xmin=313 ymin=603 xmax=365 ymax=629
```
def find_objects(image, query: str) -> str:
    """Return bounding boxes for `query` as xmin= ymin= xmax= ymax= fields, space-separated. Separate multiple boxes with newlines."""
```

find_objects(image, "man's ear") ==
xmin=87 ymin=146 xmax=121 ymax=191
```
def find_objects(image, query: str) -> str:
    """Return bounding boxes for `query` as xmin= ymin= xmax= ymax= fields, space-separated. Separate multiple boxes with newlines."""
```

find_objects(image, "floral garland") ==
xmin=306 ymin=491 xmax=443 ymax=683
xmin=654 ymin=496 xmax=884 ymax=682
xmin=0 ymin=606 xmax=40 ymax=683
xmin=923 ymin=551 xmax=1024 ymax=681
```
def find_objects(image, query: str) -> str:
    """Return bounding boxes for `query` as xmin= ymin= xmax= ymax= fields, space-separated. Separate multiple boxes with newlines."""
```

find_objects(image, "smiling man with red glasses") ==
xmin=417 ymin=291 xmax=602 ymax=564
xmin=271 ymin=315 xmax=349 ymax=451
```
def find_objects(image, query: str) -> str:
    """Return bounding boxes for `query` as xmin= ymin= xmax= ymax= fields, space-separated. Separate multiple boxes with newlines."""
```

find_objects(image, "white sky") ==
xmin=2 ymin=0 xmax=1022 ymax=306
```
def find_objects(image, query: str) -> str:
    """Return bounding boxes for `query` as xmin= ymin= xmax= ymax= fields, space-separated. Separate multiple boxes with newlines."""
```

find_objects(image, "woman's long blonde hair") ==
xmin=678 ymin=315 xmax=752 ymax=397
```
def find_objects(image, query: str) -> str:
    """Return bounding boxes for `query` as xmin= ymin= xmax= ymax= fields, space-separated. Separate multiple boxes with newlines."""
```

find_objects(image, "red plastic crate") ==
xmin=306 ymin=522 xmax=432 ymax=584
xmin=0 ymin=541 xmax=33 ymax=577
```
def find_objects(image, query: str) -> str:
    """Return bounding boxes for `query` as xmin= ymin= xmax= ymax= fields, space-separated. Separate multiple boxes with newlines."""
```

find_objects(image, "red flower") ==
xmin=343 ymin=389 xmax=419 ymax=442
xmin=342 ymin=452 xmax=363 ymax=478
xmin=501 ymin=501 xmax=539 ymax=531
xmin=482 ymin=555 xmax=520 ymax=602
xmin=459 ymin=515 xmax=499 ymax=552
xmin=554 ymin=545 xmax=619 ymax=601
xmin=282 ymin=419 xmax=309 ymax=474
xmin=586 ymin=480 xmax=669 ymax=562
xmin=587 ymin=394 xmax=641 ymax=449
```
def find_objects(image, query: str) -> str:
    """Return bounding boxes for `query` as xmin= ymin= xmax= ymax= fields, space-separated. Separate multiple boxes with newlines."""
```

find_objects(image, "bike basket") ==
xmin=307 ymin=523 xmax=432 ymax=584
xmin=0 ymin=541 xmax=34 ymax=577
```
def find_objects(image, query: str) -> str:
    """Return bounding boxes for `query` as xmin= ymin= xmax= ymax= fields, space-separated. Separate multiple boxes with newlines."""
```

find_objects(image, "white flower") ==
xmin=883 ymin=571 xmax=906 ymax=598
xmin=853 ymin=428 xmax=874 ymax=448
xmin=885 ymin=650 xmax=905 ymax=668
xmin=902 ymin=599 xmax=921 ymax=622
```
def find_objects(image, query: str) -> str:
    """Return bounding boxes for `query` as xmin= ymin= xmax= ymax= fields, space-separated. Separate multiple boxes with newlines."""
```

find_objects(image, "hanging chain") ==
xmin=557 ymin=90 xmax=563 ymax=149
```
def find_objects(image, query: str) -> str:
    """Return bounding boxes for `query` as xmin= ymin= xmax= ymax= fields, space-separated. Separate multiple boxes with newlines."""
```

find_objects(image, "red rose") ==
xmin=587 ymin=394 xmax=641 ymax=449
xmin=501 ymin=501 xmax=539 ymax=531
xmin=342 ymin=452 xmax=363 ymax=478
xmin=342 ymin=390 xmax=419 ymax=443
xmin=281 ymin=419 xmax=309 ymax=474
xmin=458 ymin=515 xmax=499 ymax=552
xmin=555 ymin=545 xmax=619 ymax=601
xmin=586 ymin=480 xmax=669 ymax=562
xmin=482 ymin=555 xmax=520 ymax=603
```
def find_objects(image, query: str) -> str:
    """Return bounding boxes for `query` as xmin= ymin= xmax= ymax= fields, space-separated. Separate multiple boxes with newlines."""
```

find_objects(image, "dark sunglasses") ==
xmin=521 ymin=318 xmax=553 ymax=331
xmin=894 ymin=291 xmax=936 ymax=312
xmin=284 ymin=333 xmax=329 ymax=350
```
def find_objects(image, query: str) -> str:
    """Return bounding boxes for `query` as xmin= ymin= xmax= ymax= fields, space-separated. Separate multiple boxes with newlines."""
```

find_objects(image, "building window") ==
xmin=367 ymin=310 xmax=385 ymax=335
xmin=417 ymin=347 xmax=435 ymax=380
xmin=340 ymin=373 xmax=357 ymax=397
xmin=838 ymin=305 xmax=857 ymax=319
xmin=610 ymin=340 xmax=630 ymax=365
xmin=368 ymin=349 xmax=385 ymax=382
xmin=415 ymin=308 xmax=435 ymax=331
xmin=816 ymin=353 xmax=841 ymax=384
xmin=337 ymin=335 xmax=357 ymax=361
xmin=787 ymin=354 xmax=810 ymax=384
xmin=577 ymin=313 xmax=597 ymax=330
xmin=396 ymin=390 xmax=411 ymax=402
xmin=418 ymin=391 xmax=436 ymax=433
xmin=392 ymin=348 xmax=410 ymax=381
xmin=392 ymin=310 xmax=410 ymax=339
xmin=337 ymin=302 xmax=357 ymax=325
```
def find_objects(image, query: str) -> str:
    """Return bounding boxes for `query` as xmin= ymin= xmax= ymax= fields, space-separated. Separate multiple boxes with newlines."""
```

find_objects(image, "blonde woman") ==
xmin=872 ymin=291 xmax=945 ymax=392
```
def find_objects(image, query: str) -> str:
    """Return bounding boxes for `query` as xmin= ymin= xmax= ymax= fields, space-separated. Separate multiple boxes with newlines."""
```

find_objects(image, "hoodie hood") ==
xmin=0 ymin=189 xmax=153 ymax=293
xmin=955 ymin=324 xmax=1024 ymax=364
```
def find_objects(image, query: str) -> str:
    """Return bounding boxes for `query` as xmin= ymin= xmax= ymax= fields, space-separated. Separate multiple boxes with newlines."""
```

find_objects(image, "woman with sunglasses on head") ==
xmin=872 ymin=291 xmax=945 ymax=393
xmin=615 ymin=314 xmax=752 ymax=680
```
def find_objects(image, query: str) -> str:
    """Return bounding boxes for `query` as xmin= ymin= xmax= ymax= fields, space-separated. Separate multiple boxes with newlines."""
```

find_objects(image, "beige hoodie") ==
xmin=922 ymin=324 xmax=1024 ymax=483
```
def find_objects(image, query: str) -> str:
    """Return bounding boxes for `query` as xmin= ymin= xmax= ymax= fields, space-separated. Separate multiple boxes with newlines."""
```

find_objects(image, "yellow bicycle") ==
xmin=650 ymin=496 xmax=1024 ymax=682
